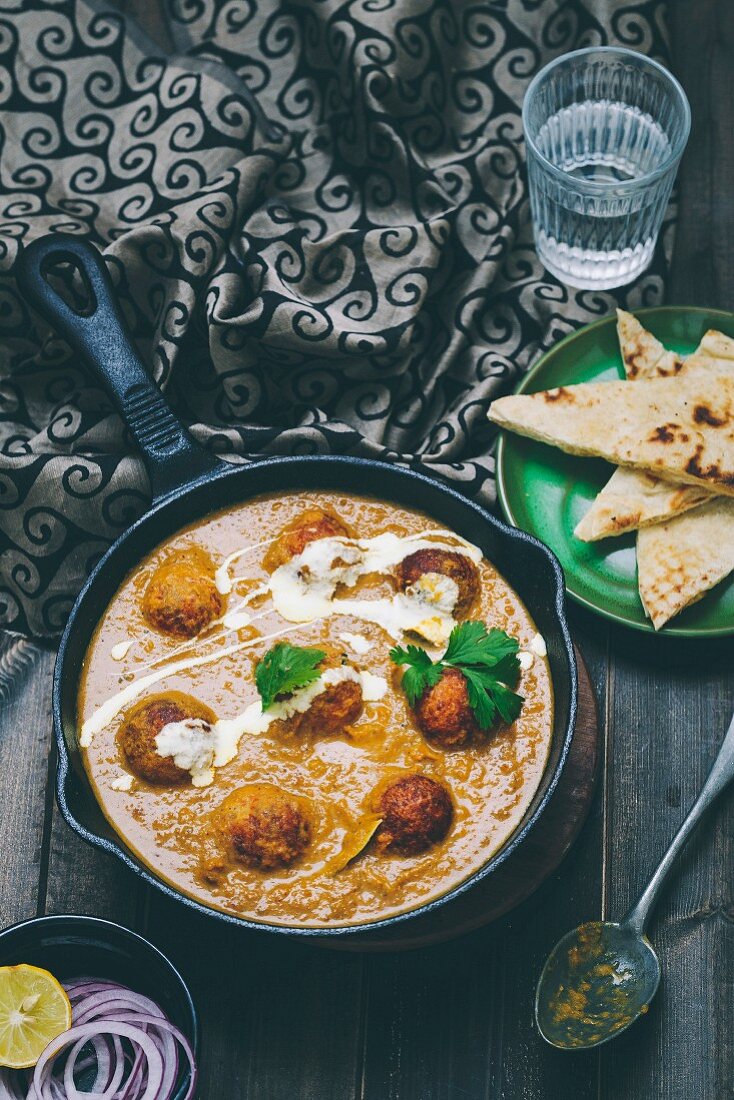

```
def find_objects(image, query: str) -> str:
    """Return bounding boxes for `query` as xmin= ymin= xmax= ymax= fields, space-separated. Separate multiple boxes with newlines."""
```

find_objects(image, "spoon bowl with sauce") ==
xmin=536 ymin=920 xmax=660 ymax=1049
xmin=536 ymin=704 xmax=734 ymax=1049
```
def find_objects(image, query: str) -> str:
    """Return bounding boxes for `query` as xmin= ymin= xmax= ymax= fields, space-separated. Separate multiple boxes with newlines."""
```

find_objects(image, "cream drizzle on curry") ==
xmin=77 ymin=491 xmax=554 ymax=928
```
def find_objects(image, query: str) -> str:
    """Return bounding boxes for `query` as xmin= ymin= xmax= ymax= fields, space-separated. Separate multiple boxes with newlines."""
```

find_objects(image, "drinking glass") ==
xmin=522 ymin=47 xmax=690 ymax=290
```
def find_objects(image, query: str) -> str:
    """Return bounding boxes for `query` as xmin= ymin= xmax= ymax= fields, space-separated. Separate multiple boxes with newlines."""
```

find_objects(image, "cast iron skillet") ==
xmin=17 ymin=235 xmax=578 ymax=939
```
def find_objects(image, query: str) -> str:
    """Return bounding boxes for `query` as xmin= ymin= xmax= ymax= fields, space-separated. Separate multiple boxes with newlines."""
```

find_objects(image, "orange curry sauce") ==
xmin=77 ymin=491 xmax=553 ymax=928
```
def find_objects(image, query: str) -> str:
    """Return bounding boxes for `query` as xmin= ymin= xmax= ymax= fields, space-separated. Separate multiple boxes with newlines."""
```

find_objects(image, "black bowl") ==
xmin=0 ymin=914 xmax=198 ymax=1097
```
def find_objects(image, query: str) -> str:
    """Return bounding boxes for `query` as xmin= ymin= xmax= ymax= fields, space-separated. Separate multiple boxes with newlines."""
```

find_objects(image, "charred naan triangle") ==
xmin=488 ymin=372 xmax=734 ymax=498
xmin=574 ymin=312 xmax=731 ymax=542
xmin=573 ymin=466 xmax=712 ymax=542
xmin=637 ymin=498 xmax=734 ymax=629
xmin=578 ymin=314 xmax=734 ymax=626
xmin=631 ymin=324 xmax=734 ymax=628
xmin=698 ymin=329 xmax=734 ymax=360
xmin=615 ymin=308 xmax=684 ymax=379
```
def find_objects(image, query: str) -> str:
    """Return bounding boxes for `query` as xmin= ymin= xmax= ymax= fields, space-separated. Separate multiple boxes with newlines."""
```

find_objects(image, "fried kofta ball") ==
xmin=297 ymin=674 xmax=363 ymax=736
xmin=214 ymin=784 xmax=312 ymax=870
xmin=296 ymin=646 xmax=363 ymax=736
xmin=266 ymin=645 xmax=364 ymax=739
xmin=413 ymin=667 xmax=478 ymax=748
xmin=263 ymin=507 xmax=351 ymax=572
xmin=396 ymin=548 xmax=480 ymax=617
xmin=376 ymin=775 xmax=453 ymax=855
xmin=119 ymin=693 xmax=215 ymax=786
xmin=142 ymin=547 xmax=223 ymax=638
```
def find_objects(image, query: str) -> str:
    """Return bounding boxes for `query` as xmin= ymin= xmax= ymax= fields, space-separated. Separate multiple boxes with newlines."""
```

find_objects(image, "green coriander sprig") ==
xmin=390 ymin=621 xmax=524 ymax=729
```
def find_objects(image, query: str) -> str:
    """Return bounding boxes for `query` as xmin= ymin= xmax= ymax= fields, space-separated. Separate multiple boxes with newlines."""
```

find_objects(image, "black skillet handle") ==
xmin=16 ymin=234 xmax=225 ymax=501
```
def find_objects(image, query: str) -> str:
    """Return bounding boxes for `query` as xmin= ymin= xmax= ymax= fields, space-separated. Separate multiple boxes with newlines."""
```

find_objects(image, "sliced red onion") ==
xmin=0 ymin=1070 xmax=27 ymax=1100
xmin=118 ymin=1046 xmax=146 ymax=1100
xmin=1 ymin=978 xmax=196 ymax=1100
xmin=35 ymin=1022 xmax=163 ymax=1100
xmin=71 ymin=991 xmax=166 ymax=1026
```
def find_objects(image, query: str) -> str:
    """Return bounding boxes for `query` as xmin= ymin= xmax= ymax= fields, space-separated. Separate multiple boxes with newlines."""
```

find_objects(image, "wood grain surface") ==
xmin=1 ymin=2 xmax=733 ymax=1097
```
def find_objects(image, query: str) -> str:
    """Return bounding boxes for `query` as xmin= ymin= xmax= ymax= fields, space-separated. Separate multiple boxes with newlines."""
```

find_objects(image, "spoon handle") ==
xmin=625 ymin=707 xmax=734 ymax=934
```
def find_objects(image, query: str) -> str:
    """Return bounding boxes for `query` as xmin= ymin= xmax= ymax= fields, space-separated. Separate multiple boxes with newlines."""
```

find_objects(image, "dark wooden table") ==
xmin=1 ymin=2 xmax=733 ymax=1096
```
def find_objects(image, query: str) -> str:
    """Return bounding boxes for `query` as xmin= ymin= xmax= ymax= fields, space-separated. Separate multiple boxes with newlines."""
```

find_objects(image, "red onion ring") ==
xmin=0 ymin=978 xmax=196 ymax=1100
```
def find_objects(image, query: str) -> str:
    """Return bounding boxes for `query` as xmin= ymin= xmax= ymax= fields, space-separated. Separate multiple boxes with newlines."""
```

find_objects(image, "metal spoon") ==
xmin=535 ymin=704 xmax=734 ymax=1050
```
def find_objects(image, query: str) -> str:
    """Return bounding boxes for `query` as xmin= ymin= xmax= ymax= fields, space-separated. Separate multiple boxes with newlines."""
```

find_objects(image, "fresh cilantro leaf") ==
xmin=443 ymin=621 xmax=519 ymax=668
xmin=389 ymin=643 xmax=432 ymax=669
xmin=402 ymin=662 xmax=443 ymax=706
xmin=442 ymin=621 xmax=487 ymax=664
xmin=462 ymin=668 xmax=497 ymax=729
xmin=462 ymin=667 xmax=524 ymax=729
xmin=489 ymin=679 xmax=524 ymax=725
xmin=389 ymin=643 xmax=442 ymax=705
xmin=488 ymin=652 xmax=521 ymax=685
xmin=255 ymin=642 xmax=326 ymax=710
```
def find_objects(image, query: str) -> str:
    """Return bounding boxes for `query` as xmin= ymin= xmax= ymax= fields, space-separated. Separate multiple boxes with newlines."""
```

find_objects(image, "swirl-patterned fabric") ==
xmin=0 ymin=0 xmax=672 ymax=637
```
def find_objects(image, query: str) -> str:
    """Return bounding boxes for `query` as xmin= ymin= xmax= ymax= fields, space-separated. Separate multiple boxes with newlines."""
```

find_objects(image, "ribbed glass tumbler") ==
xmin=522 ymin=48 xmax=690 ymax=290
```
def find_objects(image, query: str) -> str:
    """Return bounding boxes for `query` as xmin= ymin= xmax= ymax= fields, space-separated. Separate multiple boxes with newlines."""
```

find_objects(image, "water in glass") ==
xmin=523 ymin=49 xmax=690 ymax=290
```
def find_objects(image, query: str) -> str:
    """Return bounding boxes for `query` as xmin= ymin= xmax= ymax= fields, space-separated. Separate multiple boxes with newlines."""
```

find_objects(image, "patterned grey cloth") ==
xmin=0 ymin=0 xmax=673 ymax=637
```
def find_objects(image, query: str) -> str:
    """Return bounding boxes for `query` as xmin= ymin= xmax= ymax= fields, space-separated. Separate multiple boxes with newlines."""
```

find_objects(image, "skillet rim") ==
xmin=53 ymin=454 xmax=578 ymax=938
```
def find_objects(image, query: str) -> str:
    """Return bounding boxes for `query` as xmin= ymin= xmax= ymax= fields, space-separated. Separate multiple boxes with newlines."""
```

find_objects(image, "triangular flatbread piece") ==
xmin=637 ymin=498 xmax=734 ymax=628
xmin=574 ymin=342 xmax=734 ymax=541
xmin=616 ymin=309 xmax=683 ymax=379
xmin=489 ymin=372 xmax=734 ymax=498
xmin=574 ymin=467 xmax=711 ymax=541
xmin=697 ymin=329 xmax=734 ymax=360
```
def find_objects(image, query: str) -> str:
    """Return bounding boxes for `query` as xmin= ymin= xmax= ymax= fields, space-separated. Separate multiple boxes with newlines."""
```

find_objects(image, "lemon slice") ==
xmin=0 ymin=964 xmax=71 ymax=1069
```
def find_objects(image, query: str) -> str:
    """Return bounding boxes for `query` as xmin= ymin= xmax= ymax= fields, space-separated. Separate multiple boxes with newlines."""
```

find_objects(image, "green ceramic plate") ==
xmin=496 ymin=306 xmax=734 ymax=637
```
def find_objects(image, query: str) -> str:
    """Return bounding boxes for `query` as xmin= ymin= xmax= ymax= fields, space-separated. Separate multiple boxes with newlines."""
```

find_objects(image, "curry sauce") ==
xmin=77 ymin=491 xmax=554 ymax=928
